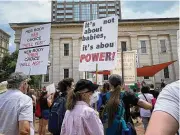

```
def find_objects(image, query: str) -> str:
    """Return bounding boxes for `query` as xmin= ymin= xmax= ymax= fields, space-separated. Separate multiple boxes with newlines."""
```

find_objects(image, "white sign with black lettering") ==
xmin=79 ymin=16 xmax=118 ymax=71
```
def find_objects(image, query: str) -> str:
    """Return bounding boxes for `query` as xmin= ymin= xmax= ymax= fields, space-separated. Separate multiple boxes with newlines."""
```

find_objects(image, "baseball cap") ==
xmin=74 ymin=79 xmax=99 ymax=93
xmin=109 ymin=74 xmax=122 ymax=87
xmin=7 ymin=72 xmax=29 ymax=84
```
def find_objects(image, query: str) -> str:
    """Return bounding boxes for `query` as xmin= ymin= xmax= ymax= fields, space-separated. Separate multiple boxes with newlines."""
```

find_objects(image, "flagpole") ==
xmin=95 ymin=63 xmax=98 ymax=111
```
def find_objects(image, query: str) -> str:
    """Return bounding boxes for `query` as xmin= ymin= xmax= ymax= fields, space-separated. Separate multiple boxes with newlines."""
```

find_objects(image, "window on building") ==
xmin=99 ymin=14 xmax=107 ymax=17
xmin=103 ymin=75 xmax=108 ymax=80
xmin=64 ymin=69 xmax=69 ymax=78
xmin=57 ymin=5 xmax=64 ymax=8
xmin=44 ymin=68 xmax=49 ymax=82
xmin=141 ymin=40 xmax=147 ymax=53
xmin=160 ymin=40 xmax=166 ymax=53
xmin=108 ymin=3 xmax=115 ymax=6
xmin=64 ymin=44 xmax=69 ymax=56
xmin=99 ymin=8 xmax=106 ymax=12
xmin=121 ymin=41 xmax=127 ymax=51
xmin=92 ymin=4 xmax=98 ymax=20
xmin=66 ymin=4 xmax=73 ymax=8
xmin=57 ymin=10 xmax=64 ymax=13
xmin=81 ymin=4 xmax=91 ymax=21
xmin=57 ymin=15 xmax=64 ymax=19
xmin=53 ymin=13 xmax=55 ymax=16
xmin=66 ymin=15 xmax=72 ymax=18
xmin=73 ymin=4 xmax=80 ymax=21
xmin=66 ymin=10 xmax=72 ymax=13
xmin=108 ymin=8 xmax=115 ymax=11
xmin=99 ymin=3 xmax=106 ymax=6
xmin=164 ymin=67 xmax=169 ymax=78
xmin=144 ymin=76 xmax=149 ymax=79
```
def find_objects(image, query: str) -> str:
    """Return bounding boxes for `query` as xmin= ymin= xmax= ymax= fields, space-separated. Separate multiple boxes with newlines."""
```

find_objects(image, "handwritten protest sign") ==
xmin=79 ymin=16 xmax=118 ymax=71
xmin=20 ymin=23 xmax=51 ymax=49
xmin=112 ymin=51 xmax=137 ymax=84
xmin=15 ymin=46 xmax=49 ymax=75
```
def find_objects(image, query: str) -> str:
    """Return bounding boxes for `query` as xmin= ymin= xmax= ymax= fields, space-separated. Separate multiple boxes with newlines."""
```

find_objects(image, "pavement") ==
xmin=35 ymin=118 xmax=145 ymax=135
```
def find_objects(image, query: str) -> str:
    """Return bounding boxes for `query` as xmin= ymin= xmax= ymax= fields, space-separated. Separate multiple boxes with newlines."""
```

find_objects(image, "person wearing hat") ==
xmin=61 ymin=79 xmax=104 ymax=135
xmin=0 ymin=72 xmax=33 ymax=135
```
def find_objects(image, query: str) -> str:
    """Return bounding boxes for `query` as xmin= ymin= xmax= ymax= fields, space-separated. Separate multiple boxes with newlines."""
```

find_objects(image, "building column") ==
xmin=52 ymin=39 xmax=60 ymax=84
xmin=150 ymin=35 xmax=161 ymax=83
xmin=169 ymin=34 xmax=179 ymax=81
xmin=72 ymin=37 xmax=80 ymax=82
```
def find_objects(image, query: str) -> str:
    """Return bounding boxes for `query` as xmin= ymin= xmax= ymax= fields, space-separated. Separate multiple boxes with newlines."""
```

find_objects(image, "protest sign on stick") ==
xmin=16 ymin=23 xmax=51 ymax=75
xmin=112 ymin=51 xmax=137 ymax=84
xmin=79 ymin=16 xmax=118 ymax=71
xmin=20 ymin=23 xmax=51 ymax=49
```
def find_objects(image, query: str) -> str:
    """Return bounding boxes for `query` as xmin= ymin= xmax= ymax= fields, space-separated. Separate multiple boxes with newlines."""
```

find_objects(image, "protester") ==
xmin=61 ymin=79 xmax=104 ymax=135
xmin=145 ymin=80 xmax=179 ymax=135
xmin=103 ymin=74 xmax=152 ymax=135
xmin=0 ymin=72 xmax=33 ymax=135
xmin=149 ymin=84 xmax=159 ymax=99
xmin=39 ymin=90 xmax=51 ymax=135
xmin=138 ymin=86 xmax=154 ymax=131
xmin=48 ymin=78 xmax=74 ymax=135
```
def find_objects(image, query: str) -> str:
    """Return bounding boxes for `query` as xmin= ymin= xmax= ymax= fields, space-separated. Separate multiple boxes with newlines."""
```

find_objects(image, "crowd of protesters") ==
xmin=0 ymin=72 xmax=179 ymax=135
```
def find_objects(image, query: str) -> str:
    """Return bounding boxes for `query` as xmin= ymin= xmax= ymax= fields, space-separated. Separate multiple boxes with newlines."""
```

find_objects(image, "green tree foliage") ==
xmin=0 ymin=50 xmax=18 ymax=82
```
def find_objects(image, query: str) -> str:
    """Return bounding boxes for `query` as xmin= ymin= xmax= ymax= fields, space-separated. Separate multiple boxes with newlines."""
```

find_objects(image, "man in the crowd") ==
xmin=145 ymin=80 xmax=179 ymax=135
xmin=0 ymin=72 xmax=34 ymax=135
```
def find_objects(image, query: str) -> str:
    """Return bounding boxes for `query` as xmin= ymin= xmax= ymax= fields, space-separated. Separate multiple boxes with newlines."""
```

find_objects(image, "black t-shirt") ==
xmin=40 ymin=97 xmax=49 ymax=111
xmin=122 ymin=91 xmax=139 ymax=122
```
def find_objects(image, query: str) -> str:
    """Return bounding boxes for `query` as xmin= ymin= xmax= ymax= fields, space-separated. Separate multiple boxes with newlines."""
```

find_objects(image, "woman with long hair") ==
xmin=61 ymin=79 xmax=104 ymax=135
xmin=104 ymin=74 xmax=152 ymax=135
xmin=49 ymin=78 xmax=74 ymax=135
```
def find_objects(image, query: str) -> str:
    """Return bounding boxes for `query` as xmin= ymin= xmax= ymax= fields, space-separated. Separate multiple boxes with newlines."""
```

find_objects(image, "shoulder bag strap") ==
xmin=142 ymin=93 xmax=148 ymax=102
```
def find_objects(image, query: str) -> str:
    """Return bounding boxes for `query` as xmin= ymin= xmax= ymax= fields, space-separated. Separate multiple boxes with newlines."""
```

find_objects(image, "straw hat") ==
xmin=0 ymin=81 xmax=8 ymax=94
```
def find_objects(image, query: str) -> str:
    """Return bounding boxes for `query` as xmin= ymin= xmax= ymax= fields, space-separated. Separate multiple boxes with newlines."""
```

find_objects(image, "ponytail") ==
xmin=66 ymin=90 xmax=81 ymax=110
xmin=105 ymin=85 xmax=121 ymax=126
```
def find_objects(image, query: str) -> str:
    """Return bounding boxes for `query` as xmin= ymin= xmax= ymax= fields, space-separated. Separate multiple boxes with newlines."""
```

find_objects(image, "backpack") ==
xmin=104 ymin=92 xmax=137 ymax=135
xmin=48 ymin=95 xmax=66 ymax=134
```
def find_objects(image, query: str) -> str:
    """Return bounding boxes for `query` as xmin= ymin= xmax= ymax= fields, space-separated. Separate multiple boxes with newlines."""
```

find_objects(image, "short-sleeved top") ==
xmin=138 ymin=93 xmax=154 ymax=117
xmin=154 ymin=80 xmax=179 ymax=124
xmin=0 ymin=89 xmax=33 ymax=135
xmin=61 ymin=101 xmax=104 ymax=135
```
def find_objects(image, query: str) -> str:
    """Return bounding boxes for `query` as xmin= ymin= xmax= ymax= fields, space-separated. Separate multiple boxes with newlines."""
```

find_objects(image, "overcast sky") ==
xmin=0 ymin=0 xmax=179 ymax=53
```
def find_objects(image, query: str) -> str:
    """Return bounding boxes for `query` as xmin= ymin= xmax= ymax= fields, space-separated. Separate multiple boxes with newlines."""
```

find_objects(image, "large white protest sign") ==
xmin=20 ymin=23 xmax=51 ymax=49
xmin=79 ymin=16 xmax=118 ymax=71
xmin=112 ymin=51 xmax=137 ymax=84
xmin=15 ymin=46 xmax=49 ymax=75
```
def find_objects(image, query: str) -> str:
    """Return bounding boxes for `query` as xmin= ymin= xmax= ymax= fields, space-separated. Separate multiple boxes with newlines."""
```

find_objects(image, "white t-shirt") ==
xmin=154 ymin=80 xmax=179 ymax=125
xmin=138 ymin=93 xmax=154 ymax=117
xmin=0 ymin=90 xmax=33 ymax=135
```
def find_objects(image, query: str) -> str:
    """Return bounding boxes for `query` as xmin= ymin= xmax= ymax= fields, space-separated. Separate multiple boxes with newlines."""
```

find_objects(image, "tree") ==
xmin=0 ymin=51 xmax=42 ymax=89
xmin=0 ymin=50 xmax=18 ymax=82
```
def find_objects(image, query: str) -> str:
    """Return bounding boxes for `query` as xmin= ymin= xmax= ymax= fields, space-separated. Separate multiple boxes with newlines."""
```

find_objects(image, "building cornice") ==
xmin=9 ymin=17 xmax=179 ymax=30
xmin=0 ymin=29 xmax=11 ymax=38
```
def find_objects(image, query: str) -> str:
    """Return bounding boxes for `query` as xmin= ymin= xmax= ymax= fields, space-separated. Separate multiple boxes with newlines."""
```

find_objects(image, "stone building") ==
xmin=10 ymin=17 xmax=179 ymax=86
xmin=0 ymin=29 xmax=10 ymax=59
